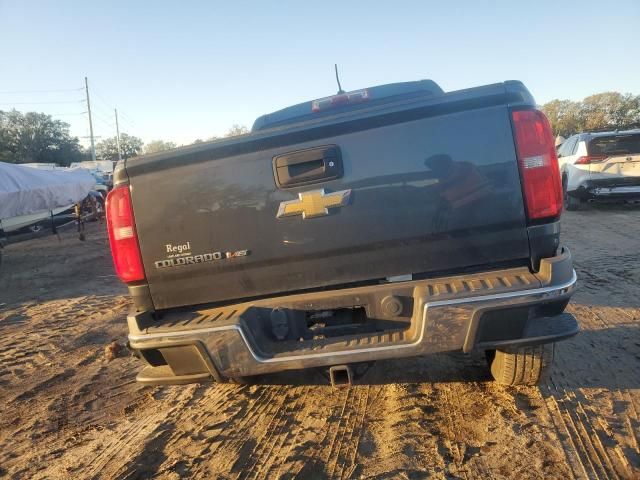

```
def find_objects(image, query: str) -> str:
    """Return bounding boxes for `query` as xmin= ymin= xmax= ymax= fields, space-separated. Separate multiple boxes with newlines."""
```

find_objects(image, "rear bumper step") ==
xmin=137 ymin=365 xmax=210 ymax=385
xmin=128 ymin=248 xmax=577 ymax=384
xmin=474 ymin=312 xmax=578 ymax=350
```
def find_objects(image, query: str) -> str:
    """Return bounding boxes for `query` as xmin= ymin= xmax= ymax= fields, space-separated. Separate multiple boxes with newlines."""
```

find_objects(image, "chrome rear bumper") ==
xmin=128 ymin=248 xmax=577 ymax=384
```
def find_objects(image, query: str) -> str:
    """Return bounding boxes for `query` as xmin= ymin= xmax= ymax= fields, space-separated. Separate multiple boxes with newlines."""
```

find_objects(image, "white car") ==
xmin=557 ymin=130 xmax=640 ymax=209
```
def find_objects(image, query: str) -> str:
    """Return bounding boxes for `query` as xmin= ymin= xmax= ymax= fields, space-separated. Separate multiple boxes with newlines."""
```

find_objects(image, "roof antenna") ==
xmin=335 ymin=64 xmax=345 ymax=94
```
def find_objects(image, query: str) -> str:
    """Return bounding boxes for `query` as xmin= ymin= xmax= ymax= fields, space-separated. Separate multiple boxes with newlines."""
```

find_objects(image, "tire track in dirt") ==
xmin=77 ymin=386 xmax=198 ymax=479
xmin=307 ymin=386 xmax=369 ymax=478
xmin=0 ymin=296 xmax=130 ymax=415
xmin=114 ymin=384 xmax=291 ymax=478
xmin=14 ymin=368 xmax=77 ymax=402
xmin=326 ymin=385 xmax=370 ymax=480
xmin=273 ymin=386 xmax=337 ymax=478
xmin=112 ymin=384 xmax=230 ymax=478
xmin=547 ymin=384 xmax=620 ymax=479
xmin=235 ymin=386 xmax=310 ymax=479
xmin=110 ymin=385 xmax=218 ymax=479
xmin=203 ymin=385 xmax=288 ymax=475
xmin=200 ymin=384 xmax=287 ymax=476
xmin=353 ymin=373 xmax=449 ymax=478
xmin=0 ymin=287 xmax=141 ymax=478
xmin=341 ymin=388 xmax=373 ymax=479
xmin=222 ymin=381 xmax=374 ymax=479
xmin=540 ymin=302 xmax=640 ymax=479
xmin=442 ymin=382 xmax=495 ymax=480
xmin=321 ymin=386 xmax=371 ymax=480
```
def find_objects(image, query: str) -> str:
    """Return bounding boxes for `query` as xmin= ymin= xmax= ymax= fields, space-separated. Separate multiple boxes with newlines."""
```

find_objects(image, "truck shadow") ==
xmin=252 ymin=324 xmax=639 ymax=390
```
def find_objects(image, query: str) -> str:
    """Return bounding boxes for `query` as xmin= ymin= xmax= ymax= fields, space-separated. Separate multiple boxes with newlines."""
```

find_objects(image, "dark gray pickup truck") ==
xmin=106 ymin=79 xmax=578 ymax=387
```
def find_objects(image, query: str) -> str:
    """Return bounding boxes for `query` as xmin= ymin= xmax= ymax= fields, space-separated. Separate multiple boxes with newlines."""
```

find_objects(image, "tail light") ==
xmin=575 ymin=155 xmax=607 ymax=164
xmin=512 ymin=109 xmax=563 ymax=220
xmin=106 ymin=185 xmax=145 ymax=282
xmin=312 ymin=89 xmax=369 ymax=112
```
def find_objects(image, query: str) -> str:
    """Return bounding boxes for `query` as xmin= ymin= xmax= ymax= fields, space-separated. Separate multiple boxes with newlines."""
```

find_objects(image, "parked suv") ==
xmin=558 ymin=129 xmax=640 ymax=209
xmin=107 ymin=80 xmax=578 ymax=387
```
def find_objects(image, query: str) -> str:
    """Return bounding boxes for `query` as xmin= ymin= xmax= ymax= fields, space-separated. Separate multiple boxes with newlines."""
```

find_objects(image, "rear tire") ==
xmin=565 ymin=194 xmax=584 ymax=211
xmin=563 ymin=179 xmax=584 ymax=211
xmin=487 ymin=344 xmax=554 ymax=386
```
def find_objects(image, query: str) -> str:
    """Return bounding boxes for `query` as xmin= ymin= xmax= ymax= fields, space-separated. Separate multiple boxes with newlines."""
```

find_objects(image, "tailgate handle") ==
xmin=273 ymin=145 xmax=343 ymax=188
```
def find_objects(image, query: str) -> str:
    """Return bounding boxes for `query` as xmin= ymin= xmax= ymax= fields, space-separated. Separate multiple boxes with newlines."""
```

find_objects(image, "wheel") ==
xmin=563 ymin=178 xmax=584 ymax=211
xmin=486 ymin=343 xmax=555 ymax=386
xmin=565 ymin=194 xmax=584 ymax=211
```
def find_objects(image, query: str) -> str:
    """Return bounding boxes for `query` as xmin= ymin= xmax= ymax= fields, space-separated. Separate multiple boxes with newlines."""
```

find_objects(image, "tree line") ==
xmin=95 ymin=124 xmax=249 ymax=160
xmin=0 ymin=109 xmax=249 ymax=165
xmin=541 ymin=92 xmax=640 ymax=138
xmin=3 ymin=92 xmax=638 ymax=165
xmin=0 ymin=110 xmax=85 ymax=165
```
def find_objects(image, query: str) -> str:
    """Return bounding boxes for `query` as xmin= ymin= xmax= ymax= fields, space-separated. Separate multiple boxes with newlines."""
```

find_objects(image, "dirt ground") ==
xmin=0 ymin=207 xmax=638 ymax=480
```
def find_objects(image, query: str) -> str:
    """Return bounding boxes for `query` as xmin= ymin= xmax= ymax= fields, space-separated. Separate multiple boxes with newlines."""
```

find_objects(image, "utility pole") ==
xmin=84 ymin=76 xmax=96 ymax=162
xmin=114 ymin=108 xmax=122 ymax=161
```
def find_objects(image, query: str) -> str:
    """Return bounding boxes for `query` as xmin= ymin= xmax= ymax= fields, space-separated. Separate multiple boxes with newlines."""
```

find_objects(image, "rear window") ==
xmin=588 ymin=134 xmax=640 ymax=156
xmin=252 ymin=79 xmax=443 ymax=131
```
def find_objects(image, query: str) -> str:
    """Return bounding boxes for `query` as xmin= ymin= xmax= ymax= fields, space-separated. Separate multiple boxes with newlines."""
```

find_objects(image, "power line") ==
xmin=0 ymin=87 xmax=84 ymax=94
xmin=116 ymin=119 xmax=136 ymax=132
xmin=89 ymin=97 xmax=136 ymax=134
xmin=90 ymin=109 xmax=118 ymax=132
xmin=91 ymin=107 xmax=114 ymax=124
xmin=118 ymin=110 xmax=137 ymax=125
xmin=101 ymin=110 xmax=135 ymax=132
xmin=0 ymin=100 xmax=85 ymax=105
xmin=2 ymin=80 xmax=136 ymax=122
xmin=90 ymin=85 xmax=127 ymax=123
xmin=48 ymin=111 xmax=88 ymax=116
xmin=91 ymin=88 xmax=116 ymax=110
xmin=1 ymin=79 xmax=138 ymax=142
xmin=115 ymin=114 xmax=137 ymax=133
xmin=90 ymin=101 xmax=117 ymax=120
xmin=93 ymin=115 xmax=116 ymax=132
xmin=88 ymin=109 xmax=119 ymax=142
xmin=90 ymin=82 xmax=138 ymax=130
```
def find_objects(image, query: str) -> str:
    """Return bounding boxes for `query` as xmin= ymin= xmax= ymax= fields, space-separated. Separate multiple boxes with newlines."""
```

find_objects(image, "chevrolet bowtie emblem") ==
xmin=277 ymin=189 xmax=352 ymax=219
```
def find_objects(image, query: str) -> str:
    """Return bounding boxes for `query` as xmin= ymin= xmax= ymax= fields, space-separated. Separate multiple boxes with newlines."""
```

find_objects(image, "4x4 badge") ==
xmin=277 ymin=189 xmax=352 ymax=219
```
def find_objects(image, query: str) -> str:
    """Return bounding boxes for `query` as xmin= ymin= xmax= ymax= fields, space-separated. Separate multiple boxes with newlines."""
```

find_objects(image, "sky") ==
xmin=1 ymin=0 xmax=639 ymax=147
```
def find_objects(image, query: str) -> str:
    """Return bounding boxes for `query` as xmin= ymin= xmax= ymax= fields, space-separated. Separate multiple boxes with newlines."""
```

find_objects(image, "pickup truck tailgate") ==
xmin=126 ymin=91 xmax=530 ymax=310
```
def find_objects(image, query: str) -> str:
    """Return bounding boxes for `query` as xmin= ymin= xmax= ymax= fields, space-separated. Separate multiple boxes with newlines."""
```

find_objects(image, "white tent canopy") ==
xmin=0 ymin=162 xmax=95 ymax=220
